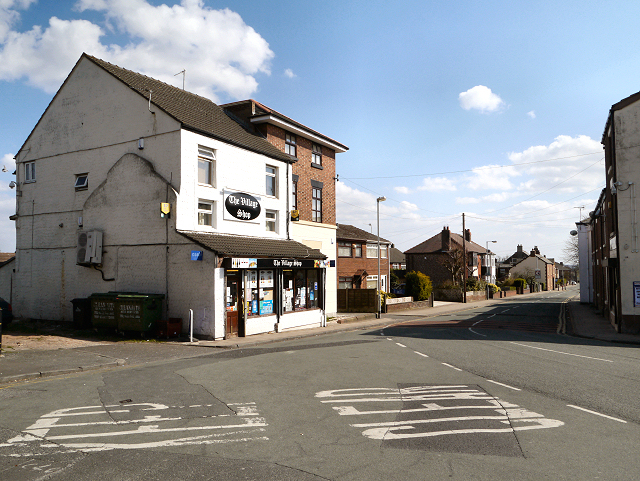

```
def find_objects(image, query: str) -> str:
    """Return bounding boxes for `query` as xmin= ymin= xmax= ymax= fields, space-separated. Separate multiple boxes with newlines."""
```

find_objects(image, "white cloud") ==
xmin=0 ymin=0 xmax=274 ymax=101
xmin=527 ymin=110 xmax=536 ymax=119
xmin=284 ymin=68 xmax=295 ymax=78
xmin=394 ymin=186 xmax=410 ymax=194
xmin=508 ymin=135 xmax=603 ymax=195
xmin=465 ymin=164 xmax=520 ymax=191
xmin=458 ymin=85 xmax=505 ymax=113
xmin=1 ymin=152 xmax=15 ymax=173
xmin=455 ymin=191 xmax=512 ymax=205
xmin=417 ymin=176 xmax=457 ymax=192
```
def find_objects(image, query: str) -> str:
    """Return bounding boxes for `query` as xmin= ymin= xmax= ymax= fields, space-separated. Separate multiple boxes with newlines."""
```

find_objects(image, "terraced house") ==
xmin=9 ymin=54 xmax=347 ymax=339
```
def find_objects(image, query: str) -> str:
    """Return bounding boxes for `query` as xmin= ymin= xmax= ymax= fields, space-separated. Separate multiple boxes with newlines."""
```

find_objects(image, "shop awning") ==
xmin=179 ymin=231 xmax=326 ymax=260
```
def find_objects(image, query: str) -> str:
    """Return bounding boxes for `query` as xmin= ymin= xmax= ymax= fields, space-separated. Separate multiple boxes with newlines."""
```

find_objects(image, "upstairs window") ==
xmin=198 ymin=146 xmax=215 ymax=186
xmin=354 ymin=244 xmax=362 ymax=257
xmin=312 ymin=186 xmax=322 ymax=223
xmin=312 ymin=143 xmax=322 ymax=166
xmin=285 ymin=133 xmax=297 ymax=157
xmin=266 ymin=210 xmax=277 ymax=232
xmin=266 ymin=165 xmax=277 ymax=197
xmin=198 ymin=200 xmax=214 ymax=227
xmin=338 ymin=242 xmax=352 ymax=257
xmin=25 ymin=161 xmax=36 ymax=183
xmin=75 ymin=173 xmax=88 ymax=191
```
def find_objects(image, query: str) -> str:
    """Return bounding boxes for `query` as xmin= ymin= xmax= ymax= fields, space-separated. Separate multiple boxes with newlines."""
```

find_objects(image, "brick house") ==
xmin=405 ymin=226 xmax=486 ymax=287
xmin=336 ymin=224 xmax=391 ymax=292
xmin=222 ymin=100 xmax=348 ymax=314
xmin=509 ymin=249 xmax=556 ymax=290
xmin=497 ymin=245 xmax=535 ymax=280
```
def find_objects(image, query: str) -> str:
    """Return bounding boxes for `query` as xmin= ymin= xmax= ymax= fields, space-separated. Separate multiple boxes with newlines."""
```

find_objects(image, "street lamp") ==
xmin=377 ymin=196 xmax=386 ymax=318
xmin=486 ymin=240 xmax=497 ymax=284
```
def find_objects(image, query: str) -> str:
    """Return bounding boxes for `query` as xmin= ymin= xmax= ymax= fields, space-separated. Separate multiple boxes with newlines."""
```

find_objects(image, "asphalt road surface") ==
xmin=2 ymin=288 xmax=639 ymax=480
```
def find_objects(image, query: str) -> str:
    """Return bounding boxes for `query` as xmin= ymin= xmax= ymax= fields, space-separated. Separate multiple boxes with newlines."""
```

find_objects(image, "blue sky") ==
xmin=2 ymin=0 xmax=640 ymax=262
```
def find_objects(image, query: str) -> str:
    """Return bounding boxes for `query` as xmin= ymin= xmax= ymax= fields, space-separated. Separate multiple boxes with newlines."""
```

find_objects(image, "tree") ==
xmin=439 ymin=247 xmax=465 ymax=286
xmin=563 ymin=234 xmax=579 ymax=265
xmin=405 ymin=271 xmax=433 ymax=301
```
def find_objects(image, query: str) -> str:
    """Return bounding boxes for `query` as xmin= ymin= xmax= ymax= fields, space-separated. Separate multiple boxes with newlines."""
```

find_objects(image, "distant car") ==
xmin=0 ymin=296 xmax=12 ymax=327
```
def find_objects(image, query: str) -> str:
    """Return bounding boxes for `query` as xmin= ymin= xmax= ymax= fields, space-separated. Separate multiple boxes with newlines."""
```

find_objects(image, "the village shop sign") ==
xmin=224 ymin=191 xmax=261 ymax=222
xmin=229 ymin=258 xmax=328 ymax=269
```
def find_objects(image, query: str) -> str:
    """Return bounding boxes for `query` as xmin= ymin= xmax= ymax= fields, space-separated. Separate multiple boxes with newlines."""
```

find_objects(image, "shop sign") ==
xmin=257 ymin=258 xmax=327 ymax=269
xmin=224 ymin=192 xmax=261 ymax=221
xmin=232 ymin=258 xmax=257 ymax=269
xmin=191 ymin=250 xmax=203 ymax=261
xmin=634 ymin=282 xmax=640 ymax=307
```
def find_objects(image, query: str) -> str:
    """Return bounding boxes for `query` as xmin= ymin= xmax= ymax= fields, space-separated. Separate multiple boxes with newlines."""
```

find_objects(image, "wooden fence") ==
xmin=337 ymin=289 xmax=378 ymax=313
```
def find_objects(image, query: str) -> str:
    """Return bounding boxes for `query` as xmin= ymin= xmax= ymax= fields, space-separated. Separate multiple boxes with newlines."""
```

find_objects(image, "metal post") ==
xmin=377 ymin=196 xmax=386 ymax=318
xmin=462 ymin=213 xmax=466 ymax=303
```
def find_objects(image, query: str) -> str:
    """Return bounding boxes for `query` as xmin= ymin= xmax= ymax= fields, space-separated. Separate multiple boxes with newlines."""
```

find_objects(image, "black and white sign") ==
xmin=224 ymin=192 xmax=261 ymax=222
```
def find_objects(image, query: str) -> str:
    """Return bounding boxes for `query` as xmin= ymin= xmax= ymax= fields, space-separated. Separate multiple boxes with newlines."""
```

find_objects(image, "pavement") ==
xmin=1 ymin=289 xmax=638 ymax=386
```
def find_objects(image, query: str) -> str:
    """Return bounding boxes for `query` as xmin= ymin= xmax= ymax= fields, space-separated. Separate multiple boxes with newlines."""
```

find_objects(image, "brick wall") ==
xmin=261 ymin=124 xmax=336 ymax=225
xmin=405 ymin=252 xmax=452 ymax=287
xmin=336 ymin=245 xmax=390 ymax=289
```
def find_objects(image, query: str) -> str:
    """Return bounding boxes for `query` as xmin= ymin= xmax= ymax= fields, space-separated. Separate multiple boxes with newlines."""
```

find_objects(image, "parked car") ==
xmin=0 ymin=296 xmax=12 ymax=327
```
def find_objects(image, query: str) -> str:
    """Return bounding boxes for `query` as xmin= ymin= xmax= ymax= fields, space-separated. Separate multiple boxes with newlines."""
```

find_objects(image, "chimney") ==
xmin=517 ymin=244 xmax=523 ymax=253
xmin=441 ymin=226 xmax=450 ymax=251
xmin=465 ymin=229 xmax=471 ymax=242
xmin=530 ymin=249 xmax=536 ymax=257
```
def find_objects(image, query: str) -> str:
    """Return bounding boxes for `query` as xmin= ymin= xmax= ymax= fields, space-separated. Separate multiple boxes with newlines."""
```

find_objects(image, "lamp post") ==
xmin=486 ymin=240 xmax=497 ymax=284
xmin=377 ymin=196 xmax=386 ymax=318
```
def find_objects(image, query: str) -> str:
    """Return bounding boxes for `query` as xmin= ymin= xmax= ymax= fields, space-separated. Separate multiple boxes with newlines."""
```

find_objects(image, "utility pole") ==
xmin=462 ymin=213 xmax=467 ymax=303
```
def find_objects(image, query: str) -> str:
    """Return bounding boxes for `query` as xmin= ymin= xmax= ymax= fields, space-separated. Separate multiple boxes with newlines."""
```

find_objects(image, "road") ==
xmin=1 ymin=286 xmax=640 ymax=480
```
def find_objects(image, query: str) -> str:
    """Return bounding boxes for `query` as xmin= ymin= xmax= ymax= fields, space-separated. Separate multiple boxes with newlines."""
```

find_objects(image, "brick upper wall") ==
xmin=260 ymin=123 xmax=336 ymax=225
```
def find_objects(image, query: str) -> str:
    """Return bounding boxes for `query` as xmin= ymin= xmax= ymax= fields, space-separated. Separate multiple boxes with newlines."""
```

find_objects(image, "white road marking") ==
xmin=414 ymin=351 xmax=429 ymax=358
xmin=567 ymin=405 xmax=627 ymax=423
xmin=510 ymin=342 xmax=613 ymax=362
xmin=487 ymin=380 xmax=521 ymax=391
xmin=441 ymin=363 xmax=463 ymax=372
xmin=396 ymin=343 xmax=407 ymax=348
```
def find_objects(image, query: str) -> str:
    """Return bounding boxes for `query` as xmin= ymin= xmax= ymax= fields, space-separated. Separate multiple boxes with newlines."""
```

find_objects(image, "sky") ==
xmin=2 ymin=0 xmax=640 ymax=263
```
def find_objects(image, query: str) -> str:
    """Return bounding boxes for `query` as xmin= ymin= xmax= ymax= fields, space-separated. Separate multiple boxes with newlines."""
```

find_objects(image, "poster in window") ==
xmin=259 ymin=270 xmax=274 ymax=288
xmin=248 ymin=270 xmax=257 ymax=288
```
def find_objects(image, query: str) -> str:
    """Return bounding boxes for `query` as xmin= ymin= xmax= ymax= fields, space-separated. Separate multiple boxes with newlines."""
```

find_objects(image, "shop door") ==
xmin=226 ymin=275 xmax=242 ymax=338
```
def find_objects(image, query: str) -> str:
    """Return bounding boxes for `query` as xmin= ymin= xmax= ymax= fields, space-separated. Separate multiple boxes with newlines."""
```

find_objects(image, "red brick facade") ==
xmin=259 ymin=123 xmax=336 ymax=225
xmin=337 ymin=243 xmax=390 ymax=289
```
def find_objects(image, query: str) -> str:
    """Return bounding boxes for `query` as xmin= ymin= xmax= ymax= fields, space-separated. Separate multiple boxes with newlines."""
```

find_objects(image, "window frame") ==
xmin=312 ymin=186 xmax=322 ymax=223
xmin=338 ymin=241 xmax=352 ymax=257
xmin=24 ymin=161 xmax=36 ymax=183
xmin=266 ymin=165 xmax=277 ymax=197
xmin=285 ymin=133 xmax=297 ymax=157
xmin=265 ymin=209 xmax=278 ymax=233
xmin=74 ymin=173 xmax=88 ymax=191
xmin=354 ymin=244 xmax=362 ymax=257
xmin=197 ymin=200 xmax=215 ymax=227
xmin=312 ymin=143 xmax=322 ymax=166
xmin=197 ymin=146 xmax=215 ymax=187
xmin=366 ymin=244 xmax=387 ymax=259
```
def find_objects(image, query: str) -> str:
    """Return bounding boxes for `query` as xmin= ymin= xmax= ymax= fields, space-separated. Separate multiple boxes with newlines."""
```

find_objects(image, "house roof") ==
xmin=336 ymin=224 xmax=391 ymax=244
xmin=511 ymin=254 xmax=554 ymax=269
xmin=222 ymin=99 xmax=348 ymax=153
xmin=178 ymin=231 xmax=326 ymax=260
xmin=405 ymin=231 xmax=486 ymax=254
xmin=0 ymin=252 xmax=15 ymax=264
xmin=75 ymin=55 xmax=294 ymax=164
xmin=389 ymin=247 xmax=405 ymax=263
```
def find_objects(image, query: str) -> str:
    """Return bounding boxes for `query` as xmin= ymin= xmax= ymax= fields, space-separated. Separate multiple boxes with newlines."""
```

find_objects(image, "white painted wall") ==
xmin=613 ymin=100 xmax=640 ymax=316
xmin=576 ymin=224 xmax=592 ymax=303
xmin=291 ymin=220 xmax=337 ymax=314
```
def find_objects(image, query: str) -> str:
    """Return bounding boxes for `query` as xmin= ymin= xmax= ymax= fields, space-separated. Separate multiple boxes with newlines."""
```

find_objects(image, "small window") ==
xmin=338 ymin=277 xmax=353 ymax=289
xmin=338 ymin=242 xmax=352 ymax=257
xmin=266 ymin=165 xmax=277 ymax=197
xmin=292 ymin=180 xmax=298 ymax=210
xmin=75 ymin=173 xmax=88 ymax=191
xmin=25 ymin=161 xmax=36 ymax=183
xmin=285 ymin=133 xmax=297 ymax=157
xmin=355 ymin=244 xmax=362 ymax=258
xmin=312 ymin=187 xmax=322 ymax=223
xmin=198 ymin=146 xmax=215 ymax=186
xmin=198 ymin=200 xmax=214 ymax=227
xmin=366 ymin=244 xmax=377 ymax=258
xmin=266 ymin=210 xmax=277 ymax=232
xmin=312 ymin=143 xmax=322 ymax=166
xmin=366 ymin=275 xmax=378 ymax=289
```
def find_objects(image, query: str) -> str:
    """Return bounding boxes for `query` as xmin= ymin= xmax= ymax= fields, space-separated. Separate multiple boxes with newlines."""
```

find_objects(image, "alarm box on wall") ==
xmin=76 ymin=230 xmax=103 ymax=266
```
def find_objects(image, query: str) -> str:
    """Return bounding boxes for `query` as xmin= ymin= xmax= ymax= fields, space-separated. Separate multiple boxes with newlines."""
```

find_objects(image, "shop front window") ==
xmin=246 ymin=270 xmax=275 ymax=317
